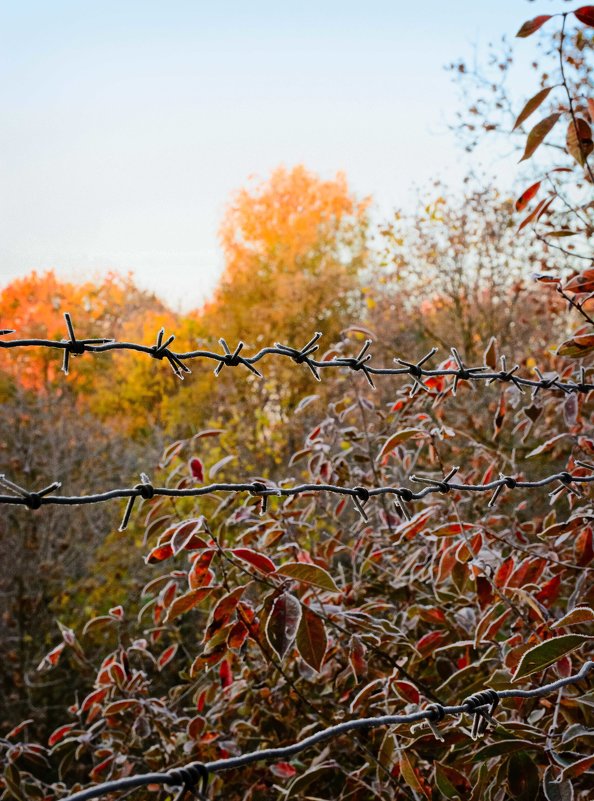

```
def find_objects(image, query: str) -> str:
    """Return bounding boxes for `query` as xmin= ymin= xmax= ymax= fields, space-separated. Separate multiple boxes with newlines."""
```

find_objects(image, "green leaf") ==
xmin=473 ymin=740 xmax=542 ymax=762
xmin=551 ymin=606 xmax=594 ymax=629
xmin=275 ymin=562 xmax=339 ymax=592
xmin=296 ymin=605 xmax=327 ymax=671
xmin=434 ymin=762 xmax=470 ymax=800
xmin=513 ymin=87 xmax=553 ymax=131
xmin=400 ymin=751 xmax=428 ymax=798
xmin=520 ymin=113 xmax=561 ymax=162
xmin=512 ymin=635 xmax=594 ymax=681
xmin=543 ymin=765 xmax=574 ymax=801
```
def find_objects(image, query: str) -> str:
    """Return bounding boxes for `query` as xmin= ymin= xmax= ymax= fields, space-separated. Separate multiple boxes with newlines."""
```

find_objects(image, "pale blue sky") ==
xmin=0 ymin=1 xmax=548 ymax=309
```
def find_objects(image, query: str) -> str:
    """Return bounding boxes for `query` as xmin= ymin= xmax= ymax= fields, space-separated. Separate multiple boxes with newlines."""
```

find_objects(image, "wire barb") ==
xmin=1 ymin=466 xmax=594 ymax=524
xmin=2 ymin=322 xmax=594 ymax=394
xmin=0 ymin=474 xmax=62 ymax=510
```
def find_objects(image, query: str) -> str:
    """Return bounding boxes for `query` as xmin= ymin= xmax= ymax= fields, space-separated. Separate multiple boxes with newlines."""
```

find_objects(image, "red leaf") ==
xmin=103 ymin=699 xmax=140 ymax=715
xmin=90 ymin=755 xmax=114 ymax=781
xmin=516 ymin=15 xmax=552 ymax=38
xmin=515 ymin=181 xmax=541 ymax=212
xmin=189 ymin=457 xmax=204 ymax=481
xmin=219 ymin=658 xmax=232 ymax=688
xmin=80 ymin=687 xmax=108 ymax=713
xmin=507 ymin=557 xmax=546 ymax=588
xmin=37 ymin=642 xmax=65 ymax=671
xmin=393 ymin=680 xmax=420 ymax=705
xmin=187 ymin=715 xmax=206 ymax=739
xmin=416 ymin=630 xmax=447 ymax=656
xmin=535 ymin=575 xmax=562 ymax=604
xmin=518 ymin=196 xmax=551 ymax=232
xmin=205 ymin=586 xmax=245 ymax=639
xmin=157 ymin=644 xmax=178 ymax=670
xmin=269 ymin=762 xmax=297 ymax=780
xmin=494 ymin=556 xmax=515 ymax=588
xmin=576 ymin=526 xmax=594 ymax=566
xmin=575 ymin=6 xmax=594 ymax=27
xmin=231 ymin=548 xmax=276 ymax=574
xmin=48 ymin=723 xmax=77 ymax=747
xmin=5 ymin=720 xmax=34 ymax=740
xmin=348 ymin=636 xmax=367 ymax=680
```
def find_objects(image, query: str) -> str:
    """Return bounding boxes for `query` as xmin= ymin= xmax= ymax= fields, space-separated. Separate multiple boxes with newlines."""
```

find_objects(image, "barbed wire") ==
xmin=2 ymin=463 xmax=594 ymax=531
xmin=1 ymin=313 xmax=592 ymax=395
xmin=60 ymin=662 xmax=594 ymax=801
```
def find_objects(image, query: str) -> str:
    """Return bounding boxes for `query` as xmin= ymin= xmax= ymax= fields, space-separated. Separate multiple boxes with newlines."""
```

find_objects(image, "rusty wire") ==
xmin=1 ymin=313 xmax=592 ymax=395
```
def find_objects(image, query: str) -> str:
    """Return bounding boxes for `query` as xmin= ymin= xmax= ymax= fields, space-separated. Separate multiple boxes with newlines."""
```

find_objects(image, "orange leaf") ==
xmin=515 ymin=181 xmax=541 ymax=212
xmin=145 ymin=543 xmax=174 ymax=564
xmin=165 ymin=588 xmax=212 ymax=622
xmin=520 ymin=113 xmax=561 ymax=162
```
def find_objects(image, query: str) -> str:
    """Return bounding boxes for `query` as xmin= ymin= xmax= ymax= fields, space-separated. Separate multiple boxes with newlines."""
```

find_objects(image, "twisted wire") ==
xmin=60 ymin=662 xmax=594 ymax=801
xmin=1 ymin=316 xmax=592 ymax=395
xmin=2 ymin=464 xmax=594 ymax=529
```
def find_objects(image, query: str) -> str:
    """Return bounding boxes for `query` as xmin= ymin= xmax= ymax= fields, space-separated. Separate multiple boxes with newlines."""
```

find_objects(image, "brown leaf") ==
xmin=513 ymin=87 xmax=553 ymax=131
xmin=567 ymin=118 xmax=593 ymax=165
xmin=275 ymin=561 xmax=339 ymax=592
xmin=557 ymin=328 xmax=594 ymax=358
xmin=516 ymin=16 xmax=552 ymax=38
xmin=520 ymin=113 xmax=561 ymax=162
xmin=296 ymin=605 xmax=327 ymax=671
xmin=265 ymin=593 xmax=302 ymax=660
xmin=551 ymin=606 xmax=594 ymax=628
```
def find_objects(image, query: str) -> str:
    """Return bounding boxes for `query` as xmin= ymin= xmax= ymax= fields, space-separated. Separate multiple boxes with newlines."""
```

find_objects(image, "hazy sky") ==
xmin=1 ymin=0 xmax=541 ymax=310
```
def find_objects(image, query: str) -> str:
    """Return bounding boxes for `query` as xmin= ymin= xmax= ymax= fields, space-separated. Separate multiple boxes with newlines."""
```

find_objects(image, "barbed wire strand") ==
xmin=60 ymin=662 xmax=594 ymax=801
xmin=1 ymin=464 xmax=594 ymax=529
xmin=1 ymin=315 xmax=592 ymax=395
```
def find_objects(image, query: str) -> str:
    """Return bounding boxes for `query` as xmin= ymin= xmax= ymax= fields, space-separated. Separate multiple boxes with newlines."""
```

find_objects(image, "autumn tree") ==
xmin=165 ymin=165 xmax=370 ymax=469
xmin=205 ymin=164 xmax=369 ymax=341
